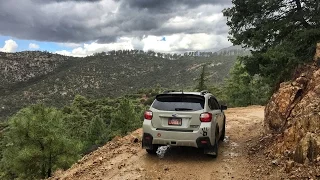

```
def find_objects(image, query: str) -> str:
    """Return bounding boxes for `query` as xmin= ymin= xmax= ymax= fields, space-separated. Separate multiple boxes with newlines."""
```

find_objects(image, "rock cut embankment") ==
xmin=265 ymin=42 xmax=320 ymax=163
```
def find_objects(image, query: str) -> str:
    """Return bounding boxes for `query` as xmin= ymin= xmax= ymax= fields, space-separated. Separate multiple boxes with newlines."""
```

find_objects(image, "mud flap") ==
xmin=205 ymin=143 xmax=217 ymax=155
xmin=142 ymin=133 xmax=153 ymax=149
xmin=205 ymin=138 xmax=218 ymax=157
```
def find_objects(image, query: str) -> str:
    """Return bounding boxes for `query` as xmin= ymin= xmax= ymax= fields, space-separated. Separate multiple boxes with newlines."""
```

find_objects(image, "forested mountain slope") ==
xmin=0 ymin=49 xmax=247 ymax=120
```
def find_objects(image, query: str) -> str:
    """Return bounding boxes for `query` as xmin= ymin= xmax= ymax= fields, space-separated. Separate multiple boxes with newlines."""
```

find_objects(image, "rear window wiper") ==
xmin=175 ymin=108 xmax=193 ymax=111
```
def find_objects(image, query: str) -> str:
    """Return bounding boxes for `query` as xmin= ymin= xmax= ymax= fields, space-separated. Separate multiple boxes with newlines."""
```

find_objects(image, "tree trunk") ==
xmin=39 ymin=142 xmax=46 ymax=179
xmin=294 ymin=0 xmax=311 ymax=28
xmin=47 ymin=151 xmax=52 ymax=177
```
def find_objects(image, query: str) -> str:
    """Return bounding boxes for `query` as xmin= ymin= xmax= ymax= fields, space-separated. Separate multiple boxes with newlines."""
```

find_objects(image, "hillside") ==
xmin=0 ymin=51 xmax=70 ymax=93
xmin=0 ymin=49 xmax=245 ymax=120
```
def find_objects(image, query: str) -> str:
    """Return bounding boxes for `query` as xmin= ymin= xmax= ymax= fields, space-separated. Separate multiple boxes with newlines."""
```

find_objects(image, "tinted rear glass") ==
xmin=152 ymin=94 xmax=205 ymax=111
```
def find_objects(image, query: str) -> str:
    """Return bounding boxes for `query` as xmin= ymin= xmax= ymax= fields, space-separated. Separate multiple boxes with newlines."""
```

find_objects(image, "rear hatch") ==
xmin=150 ymin=94 xmax=204 ymax=131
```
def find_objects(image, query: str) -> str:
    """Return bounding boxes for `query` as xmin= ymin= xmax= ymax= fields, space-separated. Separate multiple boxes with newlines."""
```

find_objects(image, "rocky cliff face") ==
xmin=265 ymin=43 xmax=320 ymax=163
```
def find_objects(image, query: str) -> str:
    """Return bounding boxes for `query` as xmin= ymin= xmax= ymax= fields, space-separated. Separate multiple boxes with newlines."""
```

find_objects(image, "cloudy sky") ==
xmin=0 ymin=0 xmax=233 ymax=57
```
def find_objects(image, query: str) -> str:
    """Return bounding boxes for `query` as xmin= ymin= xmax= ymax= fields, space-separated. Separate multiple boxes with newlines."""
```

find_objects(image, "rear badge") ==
xmin=157 ymin=133 xmax=161 ymax=137
xmin=190 ymin=125 xmax=199 ymax=128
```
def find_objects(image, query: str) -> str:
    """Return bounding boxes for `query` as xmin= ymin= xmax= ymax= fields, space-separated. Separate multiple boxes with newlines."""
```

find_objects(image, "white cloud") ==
xmin=142 ymin=33 xmax=231 ymax=53
xmin=29 ymin=43 xmax=40 ymax=49
xmin=55 ymin=33 xmax=232 ymax=57
xmin=55 ymin=37 xmax=134 ymax=57
xmin=55 ymin=34 xmax=232 ymax=57
xmin=0 ymin=39 xmax=18 ymax=52
xmin=54 ymin=50 xmax=72 ymax=56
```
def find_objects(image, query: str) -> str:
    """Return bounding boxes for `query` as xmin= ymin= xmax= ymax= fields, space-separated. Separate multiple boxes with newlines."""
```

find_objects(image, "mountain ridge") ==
xmin=0 ymin=48 xmax=248 ymax=120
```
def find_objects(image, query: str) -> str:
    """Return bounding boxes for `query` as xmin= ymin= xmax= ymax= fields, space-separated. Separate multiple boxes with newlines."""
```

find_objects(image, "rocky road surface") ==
xmin=50 ymin=106 xmax=291 ymax=180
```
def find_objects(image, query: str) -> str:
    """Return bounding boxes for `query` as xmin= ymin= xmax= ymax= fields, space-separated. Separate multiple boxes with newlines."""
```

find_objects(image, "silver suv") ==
xmin=142 ymin=90 xmax=227 ymax=157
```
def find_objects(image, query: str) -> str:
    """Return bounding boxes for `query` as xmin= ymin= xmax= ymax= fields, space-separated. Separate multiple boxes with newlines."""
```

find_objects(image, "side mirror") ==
xmin=221 ymin=105 xmax=227 ymax=110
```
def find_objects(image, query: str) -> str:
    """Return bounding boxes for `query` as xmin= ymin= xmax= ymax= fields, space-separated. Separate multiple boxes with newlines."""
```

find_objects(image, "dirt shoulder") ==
xmin=50 ymin=106 xmax=289 ymax=180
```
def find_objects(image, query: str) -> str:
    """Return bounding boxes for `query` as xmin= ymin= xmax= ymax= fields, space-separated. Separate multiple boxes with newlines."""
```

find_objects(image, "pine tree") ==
xmin=109 ymin=99 xmax=142 ymax=138
xmin=195 ymin=65 xmax=208 ymax=91
xmin=0 ymin=105 xmax=81 ymax=179
xmin=223 ymin=0 xmax=320 ymax=88
xmin=87 ymin=117 xmax=108 ymax=146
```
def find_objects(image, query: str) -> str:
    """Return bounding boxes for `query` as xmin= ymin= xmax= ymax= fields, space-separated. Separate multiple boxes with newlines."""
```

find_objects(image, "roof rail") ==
xmin=200 ymin=90 xmax=210 ymax=95
xmin=163 ymin=90 xmax=176 ymax=94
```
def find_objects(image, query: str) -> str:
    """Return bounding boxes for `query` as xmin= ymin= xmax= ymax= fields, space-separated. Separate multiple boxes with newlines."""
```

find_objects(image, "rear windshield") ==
xmin=152 ymin=94 xmax=205 ymax=111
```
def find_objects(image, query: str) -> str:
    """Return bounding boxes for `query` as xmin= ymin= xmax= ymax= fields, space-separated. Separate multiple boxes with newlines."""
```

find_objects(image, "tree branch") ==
xmin=294 ymin=0 xmax=312 ymax=28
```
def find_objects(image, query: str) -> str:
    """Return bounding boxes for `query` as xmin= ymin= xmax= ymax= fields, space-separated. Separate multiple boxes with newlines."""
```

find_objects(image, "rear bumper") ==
xmin=142 ymin=120 xmax=215 ymax=148
xmin=142 ymin=133 xmax=213 ymax=149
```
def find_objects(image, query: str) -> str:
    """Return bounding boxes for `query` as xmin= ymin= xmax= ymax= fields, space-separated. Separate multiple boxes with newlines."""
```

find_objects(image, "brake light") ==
xmin=144 ymin=110 xmax=153 ymax=120
xmin=200 ymin=112 xmax=212 ymax=122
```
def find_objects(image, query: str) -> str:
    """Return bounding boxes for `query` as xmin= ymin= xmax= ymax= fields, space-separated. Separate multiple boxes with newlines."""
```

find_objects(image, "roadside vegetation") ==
xmin=0 ymin=91 xmax=158 ymax=179
xmin=207 ymin=0 xmax=320 ymax=107
xmin=196 ymin=63 xmax=271 ymax=108
xmin=223 ymin=0 xmax=320 ymax=93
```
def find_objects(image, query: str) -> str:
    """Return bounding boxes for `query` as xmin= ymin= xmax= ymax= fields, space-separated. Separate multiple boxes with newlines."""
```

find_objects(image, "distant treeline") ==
xmin=93 ymin=48 xmax=249 ymax=60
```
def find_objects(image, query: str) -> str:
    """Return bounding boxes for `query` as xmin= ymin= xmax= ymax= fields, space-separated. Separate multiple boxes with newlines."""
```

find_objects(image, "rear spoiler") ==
xmin=155 ymin=94 xmax=205 ymax=100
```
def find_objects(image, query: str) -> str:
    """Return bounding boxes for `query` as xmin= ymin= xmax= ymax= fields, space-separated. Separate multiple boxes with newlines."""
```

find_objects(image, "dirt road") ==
xmin=50 ymin=106 xmax=286 ymax=180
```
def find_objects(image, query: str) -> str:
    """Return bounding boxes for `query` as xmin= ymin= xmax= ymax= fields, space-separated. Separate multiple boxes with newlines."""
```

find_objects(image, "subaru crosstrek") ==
xmin=142 ymin=90 xmax=227 ymax=157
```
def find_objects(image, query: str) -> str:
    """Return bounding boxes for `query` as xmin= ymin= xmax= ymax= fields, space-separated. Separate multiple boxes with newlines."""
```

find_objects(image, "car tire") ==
xmin=220 ymin=118 xmax=226 ymax=141
xmin=146 ymin=145 xmax=158 ymax=154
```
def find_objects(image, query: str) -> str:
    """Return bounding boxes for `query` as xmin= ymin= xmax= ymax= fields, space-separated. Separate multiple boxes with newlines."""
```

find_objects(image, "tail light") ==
xmin=144 ymin=110 xmax=153 ymax=120
xmin=200 ymin=112 xmax=212 ymax=122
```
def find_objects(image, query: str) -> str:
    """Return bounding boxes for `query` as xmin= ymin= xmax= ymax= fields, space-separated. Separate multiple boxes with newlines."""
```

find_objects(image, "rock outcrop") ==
xmin=265 ymin=42 xmax=320 ymax=163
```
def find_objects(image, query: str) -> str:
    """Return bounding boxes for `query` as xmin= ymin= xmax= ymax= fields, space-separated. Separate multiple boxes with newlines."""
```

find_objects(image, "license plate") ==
xmin=168 ymin=118 xmax=182 ymax=126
